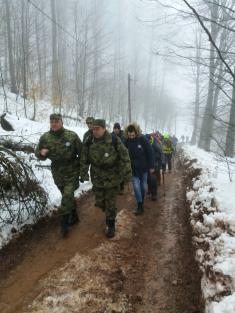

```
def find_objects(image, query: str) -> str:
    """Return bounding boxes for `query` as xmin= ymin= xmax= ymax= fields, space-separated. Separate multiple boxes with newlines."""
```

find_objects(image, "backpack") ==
xmin=84 ymin=133 xmax=118 ymax=152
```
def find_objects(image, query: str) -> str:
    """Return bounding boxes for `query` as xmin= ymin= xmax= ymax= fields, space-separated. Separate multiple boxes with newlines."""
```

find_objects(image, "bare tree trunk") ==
xmin=79 ymin=11 xmax=88 ymax=117
xmin=225 ymin=68 xmax=235 ymax=157
xmin=73 ymin=2 xmax=80 ymax=121
xmin=5 ymin=0 xmax=18 ymax=94
xmin=35 ymin=13 xmax=43 ymax=99
xmin=191 ymin=31 xmax=201 ymax=145
xmin=42 ymin=1 xmax=47 ymax=95
xmin=0 ymin=61 xmax=8 ymax=112
xmin=20 ymin=0 xmax=30 ymax=117
xmin=198 ymin=3 xmax=219 ymax=151
xmin=3 ymin=20 xmax=9 ymax=83
xmin=50 ymin=0 xmax=59 ymax=108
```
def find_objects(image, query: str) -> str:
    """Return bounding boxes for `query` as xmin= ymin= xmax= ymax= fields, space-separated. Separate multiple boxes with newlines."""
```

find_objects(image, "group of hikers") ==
xmin=35 ymin=114 xmax=178 ymax=239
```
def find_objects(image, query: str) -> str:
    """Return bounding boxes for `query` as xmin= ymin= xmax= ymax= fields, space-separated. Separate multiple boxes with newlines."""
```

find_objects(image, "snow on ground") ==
xmin=183 ymin=144 xmax=235 ymax=313
xmin=0 ymin=91 xmax=91 ymax=248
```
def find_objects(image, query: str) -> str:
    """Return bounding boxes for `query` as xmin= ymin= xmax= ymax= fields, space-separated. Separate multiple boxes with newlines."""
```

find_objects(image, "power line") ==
xmin=27 ymin=0 xmax=78 ymax=43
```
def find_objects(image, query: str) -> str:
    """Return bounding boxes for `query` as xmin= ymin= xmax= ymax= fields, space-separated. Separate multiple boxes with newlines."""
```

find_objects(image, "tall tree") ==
xmin=5 ymin=0 xmax=18 ymax=94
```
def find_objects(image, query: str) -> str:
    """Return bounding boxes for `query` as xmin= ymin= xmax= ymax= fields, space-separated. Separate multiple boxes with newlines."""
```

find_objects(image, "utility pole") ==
xmin=128 ymin=73 xmax=132 ymax=123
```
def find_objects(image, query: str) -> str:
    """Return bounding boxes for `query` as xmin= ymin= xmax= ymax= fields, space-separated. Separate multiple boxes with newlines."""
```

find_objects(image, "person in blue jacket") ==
xmin=124 ymin=123 xmax=155 ymax=215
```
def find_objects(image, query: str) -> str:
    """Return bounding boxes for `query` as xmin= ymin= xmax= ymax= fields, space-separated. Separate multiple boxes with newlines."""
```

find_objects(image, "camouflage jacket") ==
xmin=80 ymin=131 xmax=132 ymax=188
xmin=35 ymin=128 xmax=82 ymax=171
xmin=83 ymin=129 xmax=93 ymax=143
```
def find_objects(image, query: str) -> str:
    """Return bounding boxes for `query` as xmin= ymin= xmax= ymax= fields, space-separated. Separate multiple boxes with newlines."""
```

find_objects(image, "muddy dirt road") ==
xmin=0 ymin=164 xmax=203 ymax=313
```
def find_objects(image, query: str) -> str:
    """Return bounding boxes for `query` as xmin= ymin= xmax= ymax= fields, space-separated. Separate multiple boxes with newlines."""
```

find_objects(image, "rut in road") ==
xmin=0 ymin=160 xmax=203 ymax=313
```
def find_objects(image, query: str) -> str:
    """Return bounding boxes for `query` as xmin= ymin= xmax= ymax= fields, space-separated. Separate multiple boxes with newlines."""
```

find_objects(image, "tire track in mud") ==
xmin=0 ymin=161 xmax=203 ymax=313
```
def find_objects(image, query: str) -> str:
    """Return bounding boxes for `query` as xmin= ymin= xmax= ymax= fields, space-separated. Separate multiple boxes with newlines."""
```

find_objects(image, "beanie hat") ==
xmin=113 ymin=122 xmax=121 ymax=130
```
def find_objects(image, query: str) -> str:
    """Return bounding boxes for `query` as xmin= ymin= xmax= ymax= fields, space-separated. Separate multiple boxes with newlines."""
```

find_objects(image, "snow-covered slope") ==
xmin=0 ymin=91 xmax=91 ymax=248
xmin=183 ymin=145 xmax=235 ymax=313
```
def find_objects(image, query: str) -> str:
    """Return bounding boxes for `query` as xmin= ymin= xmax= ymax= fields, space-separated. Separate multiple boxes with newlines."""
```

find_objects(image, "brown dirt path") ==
xmin=0 ymin=161 xmax=203 ymax=313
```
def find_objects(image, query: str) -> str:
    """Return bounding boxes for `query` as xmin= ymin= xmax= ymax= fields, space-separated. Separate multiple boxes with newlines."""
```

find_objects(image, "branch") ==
xmin=182 ymin=0 xmax=235 ymax=80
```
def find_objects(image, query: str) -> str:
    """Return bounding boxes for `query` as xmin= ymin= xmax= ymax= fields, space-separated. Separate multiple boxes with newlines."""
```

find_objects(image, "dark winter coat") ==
xmin=125 ymin=135 xmax=154 ymax=178
xmin=147 ymin=136 xmax=162 ymax=171
xmin=111 ymin=130 xmax=125 ymax=143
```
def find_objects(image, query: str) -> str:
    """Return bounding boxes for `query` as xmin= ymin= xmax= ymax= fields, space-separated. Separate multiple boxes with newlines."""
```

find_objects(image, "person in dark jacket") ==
xmin=112 ymin=122 xmax=125 ymax=193
xmin=125 ymin=123 xmax=155 ymax=215
xmin=145 ymin=134 xmax=162 ymax=201
xmin=112 ymin=122 xmax=125 ymax=143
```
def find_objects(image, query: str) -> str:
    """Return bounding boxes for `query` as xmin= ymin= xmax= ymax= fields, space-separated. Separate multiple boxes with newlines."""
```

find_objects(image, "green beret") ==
xmin=86 ymin=117 xmax=95 ymax=124
xmin=93 ymin=119 xmax=106 ymax=128
xmin=50 ymin=113 xmax=62 ymax=120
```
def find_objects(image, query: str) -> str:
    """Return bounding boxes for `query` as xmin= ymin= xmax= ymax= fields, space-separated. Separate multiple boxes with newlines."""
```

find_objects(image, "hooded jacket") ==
xmin=124 ymin=123 xmax=154 ymax=177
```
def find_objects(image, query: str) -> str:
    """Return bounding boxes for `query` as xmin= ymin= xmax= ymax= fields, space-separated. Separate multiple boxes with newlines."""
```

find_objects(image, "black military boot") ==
xmin=68 ymin=209 xmax=79 ymax=226
xmin=139 ymin=202 xmax=144 ymax=214
xmin=60 ymin=214 xmax=70 ymax=238
xmin=106 ymin=218 xmax=115 ymax=238
xmin=134 ymin=202 xmax=143 ymax=215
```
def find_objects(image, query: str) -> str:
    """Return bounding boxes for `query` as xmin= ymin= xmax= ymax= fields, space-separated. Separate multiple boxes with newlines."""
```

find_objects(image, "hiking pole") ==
xmin=162 ymin=170 xmax=166 ymax=197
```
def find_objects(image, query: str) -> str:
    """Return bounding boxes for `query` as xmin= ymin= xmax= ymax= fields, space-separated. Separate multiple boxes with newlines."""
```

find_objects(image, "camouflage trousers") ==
xmin=52 ymin=166 xmax=79 ymax=216
xmin=93 ymin=186 xmax=119 ymax=220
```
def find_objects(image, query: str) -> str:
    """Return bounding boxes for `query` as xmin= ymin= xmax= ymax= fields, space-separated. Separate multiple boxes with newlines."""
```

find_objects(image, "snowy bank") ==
xmin=182 ymin=145 xmax=235 ymax=313
xmin=0 ymin=93 xmax=91 ymax=249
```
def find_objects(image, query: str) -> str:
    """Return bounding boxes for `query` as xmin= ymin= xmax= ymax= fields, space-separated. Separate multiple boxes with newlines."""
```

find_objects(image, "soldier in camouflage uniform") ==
xmin=80 ymin=119 xmax=132 ymax=238
xmin=35 ymin=113 xmax=82 ymax=237
xmin=83 ymin=117 xmax=94 ymax=143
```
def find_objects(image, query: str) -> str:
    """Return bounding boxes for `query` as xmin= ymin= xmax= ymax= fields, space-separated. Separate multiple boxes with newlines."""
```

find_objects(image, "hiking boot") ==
xmin=106 ymin=218 xmax=115 ymax=238
xmin=134 ymin=202 xmax=144 ymax=215
xmin=68 ymin=209 xmax=79 ymax=226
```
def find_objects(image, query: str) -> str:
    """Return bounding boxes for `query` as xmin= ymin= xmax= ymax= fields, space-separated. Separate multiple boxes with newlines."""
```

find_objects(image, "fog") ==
xmin=1 ymin=0 xmax=235 ymax=154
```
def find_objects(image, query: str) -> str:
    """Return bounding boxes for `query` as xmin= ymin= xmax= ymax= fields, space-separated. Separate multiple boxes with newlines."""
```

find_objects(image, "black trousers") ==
xmin=147 ymin=172 xmax=157 ymax=195
xmin=162 ymin=153 xmax=172 ymax=171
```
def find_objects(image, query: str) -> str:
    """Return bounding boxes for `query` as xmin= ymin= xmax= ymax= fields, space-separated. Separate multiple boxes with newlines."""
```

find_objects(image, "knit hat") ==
xmin=113 ymin=122 xmax=121 ymax=130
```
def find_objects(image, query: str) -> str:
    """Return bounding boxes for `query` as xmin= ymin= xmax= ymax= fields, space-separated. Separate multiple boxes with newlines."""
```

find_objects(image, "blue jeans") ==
xmin=132 ymin=172 xmax=148 ymax=203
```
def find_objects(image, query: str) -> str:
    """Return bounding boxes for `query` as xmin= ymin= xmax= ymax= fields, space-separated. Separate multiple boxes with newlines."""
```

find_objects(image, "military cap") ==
xmin=50 ymin=113 xmax=62 ymax=120
xmin=86 ymin=116 xmax=95 ymax=124
xmin=93 ymin=119 xmax=106 ymax=128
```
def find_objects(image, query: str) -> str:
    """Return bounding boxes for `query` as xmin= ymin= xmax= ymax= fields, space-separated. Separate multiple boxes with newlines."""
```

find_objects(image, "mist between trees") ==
xmin=0 ymin=0 xmax=176 ymax=132
xmin=149 ymin=0 xmax=235 ymax=158
xmin=1 ymin=0 xmax=235 ymax=159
